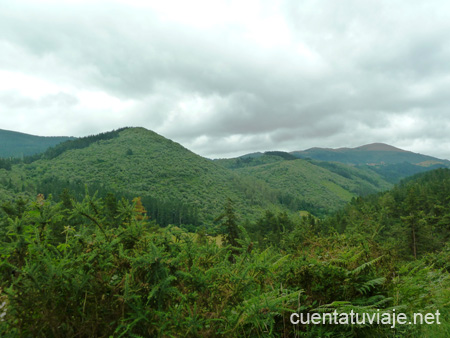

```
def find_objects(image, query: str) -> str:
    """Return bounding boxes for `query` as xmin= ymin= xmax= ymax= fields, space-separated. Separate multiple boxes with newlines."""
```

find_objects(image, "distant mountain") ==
xmin=0 ymin=129 xmax=75 ymax=158
xmin=288 ymin=143 xmax=450 ymax=183
xmin=291 ymin=142 xmax=450 ymax=166
xmin=354 ymin=143 xmax=406 ymax=152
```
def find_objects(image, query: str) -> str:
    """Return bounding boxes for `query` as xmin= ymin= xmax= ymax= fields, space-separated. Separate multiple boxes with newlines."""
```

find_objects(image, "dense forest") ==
xmin=0 ymin=129 xmax=449 ymax=337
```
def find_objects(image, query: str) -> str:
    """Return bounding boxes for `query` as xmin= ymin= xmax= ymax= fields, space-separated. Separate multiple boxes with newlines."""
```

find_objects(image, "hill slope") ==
xmin=6 ymin=128 xmax=286 ymax=224
xmin=0 ymin=129 xmax=75 ymax=158
xmin=215 ymin=153 xmax=392 ymax=215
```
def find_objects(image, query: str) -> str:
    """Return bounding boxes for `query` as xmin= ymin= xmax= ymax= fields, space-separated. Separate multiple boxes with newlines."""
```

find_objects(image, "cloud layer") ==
xmin=1 ymin=0 xmax=450 ymax=159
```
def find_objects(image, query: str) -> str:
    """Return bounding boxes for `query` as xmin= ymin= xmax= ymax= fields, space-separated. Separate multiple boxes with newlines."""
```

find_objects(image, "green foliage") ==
xmin=365 ymin=162 xmax=446 ymax=184
xmin=39 ymin=128 xmax=127 ymax=161
xmin=9 ymin=127 xmax=288 ymax=224
xmin=247 ymin=210 xmax=295 ymax=248
xmin=0 ymin=194 xmax=300 ymax=336
xmin=0 ymin=192 xmax=427 ymax=337
xmin=0 ymin=158 xmax=12 ymax=171
xmin=215 ymin=198 xmax=240 ymax=250
xmin=231 ymin=158 xmax=391 ymax=216
xmin=34 ymin=176 xmax=201 ymax=227
xmin=388 ymin=258 xmax=450 ymax=337
xmin=325 ymin=168 xmax=450 ymax=259
xmin=0 ymin=128 xmax=74 ymax=158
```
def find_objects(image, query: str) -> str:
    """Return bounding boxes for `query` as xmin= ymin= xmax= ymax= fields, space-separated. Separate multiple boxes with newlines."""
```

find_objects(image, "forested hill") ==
xmin=0 ymin=129 xmax=75 ymax=158
xmin=215 ymin=153 xmax=392 ymax=215
xmin=230 ymin=145 xmax=449 ymax=184
xmin=1 ymin=127 xmax=288 ymax=224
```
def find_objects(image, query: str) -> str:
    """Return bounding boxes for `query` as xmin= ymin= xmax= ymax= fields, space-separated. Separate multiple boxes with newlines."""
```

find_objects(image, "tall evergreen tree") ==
xmin=215 ymin=198 xmax=240 ymax=260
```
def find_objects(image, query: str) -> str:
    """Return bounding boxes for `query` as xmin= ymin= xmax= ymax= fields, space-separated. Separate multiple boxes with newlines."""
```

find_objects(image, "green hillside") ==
xmin=3 ymin=128 xmax=285 ymax=224
xmin=216 ymin=153 xmax=392 ymax=215
xmin=361 ymin=161 xmax=446 ymax=183
xmin=214 ymin=152 xmax=293 ymax=169
xmin=0 ymin=129 xmax=75 ymax=158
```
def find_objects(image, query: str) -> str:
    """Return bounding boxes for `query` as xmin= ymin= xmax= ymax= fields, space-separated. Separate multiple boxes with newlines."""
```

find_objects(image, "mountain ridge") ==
xmin=2 ymin=127 xmax=447 ymax=165
xmin=1 ymin=127 xmax=447 ymax=221
xmin=291 ymin=143 xmax=449 ymax=166
xmin=1 ymin=127 xmax=395 ymax=223
xmin=301 ymin=143 xmax=408 ymax=153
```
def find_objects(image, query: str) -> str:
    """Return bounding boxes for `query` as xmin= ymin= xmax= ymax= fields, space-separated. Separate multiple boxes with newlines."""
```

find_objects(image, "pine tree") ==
xmin=132 ymin=197 xmax=148 ymax=221
xmin=215 ymin=198 xmax=240 ymax=261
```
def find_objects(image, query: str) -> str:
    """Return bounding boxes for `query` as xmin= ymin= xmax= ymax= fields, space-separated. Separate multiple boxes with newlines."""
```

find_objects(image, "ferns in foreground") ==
xmin=0 ymin=193 xmax=447 ymax=337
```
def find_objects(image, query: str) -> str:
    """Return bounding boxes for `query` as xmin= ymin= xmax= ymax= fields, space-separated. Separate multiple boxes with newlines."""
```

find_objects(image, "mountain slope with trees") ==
xmin=290 ymin=143 xmax=450 ymax=184
xmin=0 ymin=129 xmax=75 ymax=158
xmin=216 ymin=153 xmax=392 ymax=215
xmin=2 ymin=128 xmax=287 ymax=225
xmin=2 ymin=128 xmax=448 ymax=224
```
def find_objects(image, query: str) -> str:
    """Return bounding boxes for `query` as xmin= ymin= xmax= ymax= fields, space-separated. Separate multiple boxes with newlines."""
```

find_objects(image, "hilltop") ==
xmin=354 ymin=143 xmax=407 ymax=152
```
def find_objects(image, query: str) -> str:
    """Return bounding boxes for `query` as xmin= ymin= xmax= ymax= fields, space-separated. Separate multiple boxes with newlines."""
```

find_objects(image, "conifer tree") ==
xmin=132 ymin=196 xmax=148 ymax=221
xmin=215 ymin=198 xmax=240 ymax=259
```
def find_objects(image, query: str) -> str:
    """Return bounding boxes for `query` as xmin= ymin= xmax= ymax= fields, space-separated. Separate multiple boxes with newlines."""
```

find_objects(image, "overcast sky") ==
xmin=1 ymin=0 xmax=450 ymax=159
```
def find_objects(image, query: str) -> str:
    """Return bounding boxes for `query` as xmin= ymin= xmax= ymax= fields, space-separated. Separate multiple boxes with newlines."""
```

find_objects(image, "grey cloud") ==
xmin=0 ymin=91 xmax=78 ymax=109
